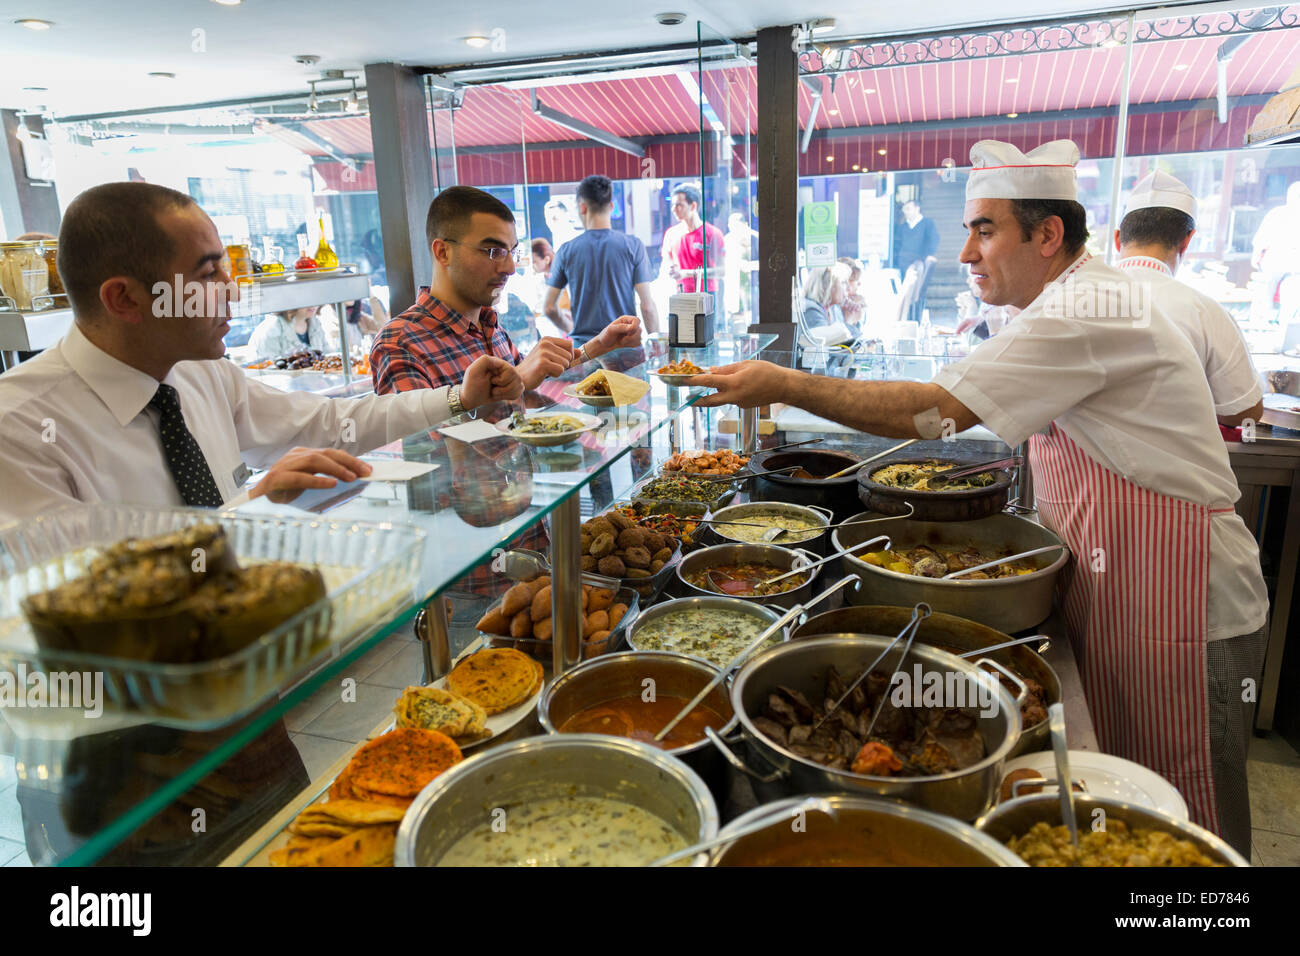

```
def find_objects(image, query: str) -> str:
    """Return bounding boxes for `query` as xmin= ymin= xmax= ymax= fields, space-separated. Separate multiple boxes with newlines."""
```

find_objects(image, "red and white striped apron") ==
xmin=1029 ymin=422 xmax=1225 ymax=832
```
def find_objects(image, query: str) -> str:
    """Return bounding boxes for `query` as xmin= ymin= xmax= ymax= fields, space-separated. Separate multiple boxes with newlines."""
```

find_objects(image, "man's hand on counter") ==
xmin=462 ymin=354 xmax=524 ymax=407
xmin=251 ymin=447 xmax=372 ymax=503
xmin=517 ymin=337 xmax=574 ymax=389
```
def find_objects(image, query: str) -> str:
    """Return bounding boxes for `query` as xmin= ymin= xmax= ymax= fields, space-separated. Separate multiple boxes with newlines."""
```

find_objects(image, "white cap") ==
xmin=1123 ymin=169 xmax=1197 ymax=221
xmin=966 ymin=139 xmax=1080 ymax=202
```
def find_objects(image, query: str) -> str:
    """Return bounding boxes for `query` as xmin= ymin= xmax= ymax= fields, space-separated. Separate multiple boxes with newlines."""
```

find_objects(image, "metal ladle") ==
xmin=758 ymin=534 xmax=892 ymax=590
xmin=823 ymin=438 xmax=918 ymax=481
xmin=646 ymin=796 xmax=839 ymax=867
xmin=942 ymin=544 xmax=1067 ymax=580
xmin=693 ymin=503 xmax=914 ymax=543
xmin=1049 ymin=702 xmax=1081 ymax=860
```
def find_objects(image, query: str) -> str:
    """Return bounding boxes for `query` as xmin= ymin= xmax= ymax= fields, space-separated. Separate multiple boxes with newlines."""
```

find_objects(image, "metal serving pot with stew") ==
xmin=537 ymin=650 xmax=739 ymax=800
xmin=746 ymin=448 xmax=865 ymax=522
xmin=712 ymin=794 xmax=1026 ymax=866
xmin=792 ymin=605 xmax=1061 ymax=756
xmin=674 ymin=542 xmax=822 ymax=611
xmin=833 ymin=511 xmax=1069 ymax=634
xmin=705 ymin=501 xmax=834 ymax=555
xmin=721 ymin=635 xmax=1023 ymax=821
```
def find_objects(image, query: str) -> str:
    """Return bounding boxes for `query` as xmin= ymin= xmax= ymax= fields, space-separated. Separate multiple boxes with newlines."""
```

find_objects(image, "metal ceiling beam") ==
xmin=529 ymin=90 xmax=645 ymax=157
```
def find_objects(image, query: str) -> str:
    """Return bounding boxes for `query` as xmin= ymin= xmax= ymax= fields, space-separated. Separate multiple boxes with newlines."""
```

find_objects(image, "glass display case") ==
xmin=0 ymin=334 xmax=775 ymax=867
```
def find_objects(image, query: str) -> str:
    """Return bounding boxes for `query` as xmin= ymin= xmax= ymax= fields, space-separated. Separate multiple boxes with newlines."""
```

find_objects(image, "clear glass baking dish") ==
xmin=0 ymin=505 xmax=425 ymax=729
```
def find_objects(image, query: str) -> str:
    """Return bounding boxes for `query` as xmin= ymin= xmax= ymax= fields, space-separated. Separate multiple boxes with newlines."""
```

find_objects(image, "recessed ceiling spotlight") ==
xmin=1173 ymin=63 xmax=1189 ymax=71
xmin=1006 ymin=112 xmax=1019 ymax=118
xmin=877 ymin=148 xmax=887 ymax=155
xmin=464 ymin=35 xmax=490 ymax=48
xmin=22 ymin=86 xmax=48 ymax=92
xmin=863 ymin=87 xmax=876 ymax=94
xmin=14 ymin=18 xmax=53 ymax=30
xmin=825 ymin=155 xmax=834 ymax=161
xmin=851 ymin=164 xmax=860 ymax=171
xmin=211 ymin=0 xmax=243 ymax=5
xmin=828 ymin=108 xmax=840 ymax=115
xmin=655 ymin=12 xmax=687 ymax=25
xmin=148 ymin=72 xmax=177 ymax=79
xmin=809 ymin=18 xmax=836 ymax=34
xmin=1005 ymin=77 xmax=1019 ymax=84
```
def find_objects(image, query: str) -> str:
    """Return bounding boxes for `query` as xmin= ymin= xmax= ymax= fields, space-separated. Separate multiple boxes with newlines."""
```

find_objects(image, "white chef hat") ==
xmin=966 ymin=139 xmax=1080 ymax=201
xmin=1123 ymin=169 xmax=1197 ymax=221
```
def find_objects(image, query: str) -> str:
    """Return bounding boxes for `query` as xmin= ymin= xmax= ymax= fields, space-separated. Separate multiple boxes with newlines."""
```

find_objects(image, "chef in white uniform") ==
xmin=1116 ymin=170 xmax=1263 ymax=428
xmin=695 ymin=140 xmax=1268 ymax=853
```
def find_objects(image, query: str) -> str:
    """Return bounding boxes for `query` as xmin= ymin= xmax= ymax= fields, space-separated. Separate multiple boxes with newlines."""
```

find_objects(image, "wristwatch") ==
xmin=447 ymin=384 xmax=466 ymax=416
xmin=569 ymin=344 xmax=590 ymax=368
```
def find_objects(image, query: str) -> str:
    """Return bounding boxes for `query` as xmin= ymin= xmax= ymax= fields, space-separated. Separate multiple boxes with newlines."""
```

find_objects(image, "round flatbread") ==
xmin=446 ymin=648 xmax=540 ymax=715
xmin=393 ymin=685 xmax=490 ymax=742
xmin=347 ymin=727 xmax=463 ymax=798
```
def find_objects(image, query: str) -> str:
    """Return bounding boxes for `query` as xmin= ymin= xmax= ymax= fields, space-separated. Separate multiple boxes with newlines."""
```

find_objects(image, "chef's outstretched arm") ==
xmin=693 ymin=361 xmax=979 ymax=439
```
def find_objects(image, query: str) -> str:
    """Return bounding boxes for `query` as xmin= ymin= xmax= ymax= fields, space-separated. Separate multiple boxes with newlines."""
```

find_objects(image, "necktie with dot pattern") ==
xmin=149 ymin=383 xmax=224 ymax=507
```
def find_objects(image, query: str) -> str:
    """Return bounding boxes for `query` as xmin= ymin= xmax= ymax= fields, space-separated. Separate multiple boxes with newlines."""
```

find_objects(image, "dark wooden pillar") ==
xmin=364 ymin=63 xmax=435 ymax=316
xmin=751 ymin=26 xmax=800 ymax=351
xmin=0 ymin=112 xmax=61 ymax=237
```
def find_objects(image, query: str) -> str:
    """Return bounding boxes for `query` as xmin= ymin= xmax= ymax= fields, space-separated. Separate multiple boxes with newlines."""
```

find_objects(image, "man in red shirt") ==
xmin=659 ymin=183 xmax=725 ymax=295
xmin=371 ymin=186 xmax=641 ymax=399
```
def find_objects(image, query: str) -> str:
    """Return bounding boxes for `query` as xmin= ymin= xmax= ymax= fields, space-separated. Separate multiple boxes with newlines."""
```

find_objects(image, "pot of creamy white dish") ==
xmin=395 ymin=735 xmax=717 ymax=867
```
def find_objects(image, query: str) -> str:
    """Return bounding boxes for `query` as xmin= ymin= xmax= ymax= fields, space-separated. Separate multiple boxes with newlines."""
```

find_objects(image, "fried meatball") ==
xmin=605 ymin=510 xmax=635 ymax=532
xmin=597 ymin=555 xmax=627 ymax=577
xmin=617 ymin=527 xmax=648 ymax=550
xmin=589 ymin=532 xmax=616 ymax=559
xmin=622 ymin=545 xmax=652 ymax=569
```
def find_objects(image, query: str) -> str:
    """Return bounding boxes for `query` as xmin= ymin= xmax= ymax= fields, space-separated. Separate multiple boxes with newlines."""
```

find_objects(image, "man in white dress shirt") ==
xmin=694 ymin=140 xmax=1268 ymax=852
xmin=1116 ymin=170 xmax=1263 ymax=428
xmin=0 ymin=182 xmax=523 ymax=524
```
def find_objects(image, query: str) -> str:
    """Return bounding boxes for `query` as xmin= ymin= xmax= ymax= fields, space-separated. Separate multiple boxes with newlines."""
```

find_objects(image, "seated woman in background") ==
xmin=836 ymin=257 xmax=867 ymax=328
xmin=248 ymin=305 xmax=328 ymax=359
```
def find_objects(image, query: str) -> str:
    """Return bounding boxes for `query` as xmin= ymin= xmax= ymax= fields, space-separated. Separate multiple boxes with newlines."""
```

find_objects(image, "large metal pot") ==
xmin=537 ymin=651 xmax=738 ymax=800
xmin=727 ymin=635 xmax=1022 ymax=821
xmin=395 ymin=734 xmax=718 ymax=866
xmin=833 ymin=511 xmax=1069 ymax=633
xmin=706 ymin=500 xmax=834 ymax=555
xmin=675 ymin=542 xmax=822 ymax=611
xmin=747 ymin=448 xmax=865 ymax=521
xmin=627 ymin=595 xmax=786 ymax=671
xmin=712 ymin=794 xmax=1026 ymax=866
xmin=792 ymin=605 xmax=1060 ymax=756
xmin=975 ymin=793 xmax=1249 ymax=866
xmin=858 ymin=456 xmax=1014 ymax=521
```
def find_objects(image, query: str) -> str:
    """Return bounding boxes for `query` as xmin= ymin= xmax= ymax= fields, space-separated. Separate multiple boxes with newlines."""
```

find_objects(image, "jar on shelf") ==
xmin=225 ymin=243 xmax=253 ymax=280
xmin=0 ymin=241 xmax=50 ymax=310
xmin=39 ymin=239 xmax=63 ymax=296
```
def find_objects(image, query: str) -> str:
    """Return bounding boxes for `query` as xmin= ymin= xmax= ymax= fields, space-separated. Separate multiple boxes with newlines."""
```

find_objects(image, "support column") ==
xmin=364 ymin=62 xmax=435 ymax=316
xmin=750 ymin=26 xmax=800 ymax=352
xmin=0 ymin=112 xmax=61 ymax=237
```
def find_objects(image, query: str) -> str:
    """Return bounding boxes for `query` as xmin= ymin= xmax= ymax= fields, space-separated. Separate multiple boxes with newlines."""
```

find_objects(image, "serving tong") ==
xmin=652 ymin=575 xmax=861 ymax=743
xmin=812 ymin=602 xmax=931 ymax=735
xmin=942 ymin=543 xmax=1067 ymax=580
xmin=646 ymin=796 xmax=840 ymax=867
xmin=922 ymin=455 xmax=1023 ymax=490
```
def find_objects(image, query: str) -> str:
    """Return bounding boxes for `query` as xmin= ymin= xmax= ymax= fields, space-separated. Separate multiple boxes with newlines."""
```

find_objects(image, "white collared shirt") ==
xmin=1117 ymin=256 xmax=1262 ymax=417
xmin=932 ymin=254 xmax=1266 ymax=640
xmin=0 ymin=323 xmax=453 ymax=524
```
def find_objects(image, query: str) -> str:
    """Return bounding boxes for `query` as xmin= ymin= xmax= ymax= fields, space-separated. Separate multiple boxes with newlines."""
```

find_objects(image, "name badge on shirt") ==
xmin=232 ymin=462 xmax=252 ymax=487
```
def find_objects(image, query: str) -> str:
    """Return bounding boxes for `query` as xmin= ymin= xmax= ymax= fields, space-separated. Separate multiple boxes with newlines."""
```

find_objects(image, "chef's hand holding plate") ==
xmin=694 ymin=360 xmax=793 ymax=408
xmin=463 ymin=354 xmax=524 ymax=406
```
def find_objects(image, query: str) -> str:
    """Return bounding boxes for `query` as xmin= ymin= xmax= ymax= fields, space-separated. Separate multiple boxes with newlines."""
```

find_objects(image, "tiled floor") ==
xmin=1248 ymin=732 xmax=1300 ymax=867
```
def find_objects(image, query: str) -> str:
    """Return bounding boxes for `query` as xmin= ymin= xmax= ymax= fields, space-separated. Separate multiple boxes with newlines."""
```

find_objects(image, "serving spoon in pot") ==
xmin=647 ymin=796 xmax=840 ymax=867
xmin=942 ymin=544 xmax=1067 ymax=579
xmin=757 ymin=535 xmax=892 ymax=590
xmin=823 ymin=438 xmax=918 ymax=481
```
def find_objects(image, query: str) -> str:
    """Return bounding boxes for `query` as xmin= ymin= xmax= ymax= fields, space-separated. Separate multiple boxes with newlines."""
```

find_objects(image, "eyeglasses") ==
xmin=441 ymin=238 xmax=525 ymax=263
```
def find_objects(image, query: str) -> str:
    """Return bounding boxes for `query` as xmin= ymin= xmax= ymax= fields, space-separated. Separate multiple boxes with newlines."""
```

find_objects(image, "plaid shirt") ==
xmin=370 ymin=288 xmax=546 ymax=592
xmin=371 ymin=288 xmax=524 ymax=395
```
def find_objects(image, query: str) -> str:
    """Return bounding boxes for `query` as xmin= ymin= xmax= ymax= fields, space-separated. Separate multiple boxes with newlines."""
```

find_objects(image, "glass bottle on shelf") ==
xmin=313 ymin=213 xmax=339 ymax=271
xmin=260 ymin=238 xmax=285 ymax=275
xmin=294 ymin=234 xmax=317 ymax=273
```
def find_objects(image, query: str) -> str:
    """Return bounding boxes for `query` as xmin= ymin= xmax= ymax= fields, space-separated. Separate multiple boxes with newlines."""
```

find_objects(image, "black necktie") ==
xmin=149 ymin=383 xmax=224 ymax=507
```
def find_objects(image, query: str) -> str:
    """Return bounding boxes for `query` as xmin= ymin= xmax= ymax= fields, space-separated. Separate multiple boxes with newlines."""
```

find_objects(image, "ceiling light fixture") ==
xmin=14 ymin=18 xmax=53 ymax=30
xmin=1005 ymin=77 xmax=1019 ymax=84
xmin=825 ymin=155 xmax=834 ymax=161
xmin=1173 ymin=63 xmax=1189 ymax=71
xmin=210 ymin=0 xmax=243 ymax=5
xmin=877 ymin=148 xmax=887 ymax=155
xmin=464 ymin=35 xmax=491 ymax=48
xmin=863 ymin=87 xmax=876 ymax=94
xmin=654 ymin=12 xmax=687 ymax=26
xmin=1006 ymin=112 xmax=1019 ymax=118
xmin=148 ymin=72 xmax=177 ymax=80
xmin=346 ymin=79 xmax=360 ymax=113
xmin=828 ymin=108 xmax=840 ymax=115
xmin=809 ymin=17 xmax=836 ymax=34
xmin=22 ymin=86 xmax=48 ymax=92
xmin=851 ymin=164 xmax=860 ymax=171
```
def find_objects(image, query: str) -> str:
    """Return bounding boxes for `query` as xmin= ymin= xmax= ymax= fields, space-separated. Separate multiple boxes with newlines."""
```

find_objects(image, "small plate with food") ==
xmin=393 ymin=647 xmax=545 ymax=751
xmin=498 ymin=410 xmax=603 ymax=447
xmin=564 ymin=369 xmax=649 ymax=408
xmin=997 ymin=750 xmax=1188 ymax=819
xmin=655 ymin=359 xmax=706 ymax=387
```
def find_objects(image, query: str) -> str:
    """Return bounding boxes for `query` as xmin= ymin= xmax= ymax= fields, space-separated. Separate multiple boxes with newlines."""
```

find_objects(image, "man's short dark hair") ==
xmin=1119 ymin=207 xmax=1195 ymax=249
xmin=576 ymin=175 xmax=613 ymax=211
xmin=1008 ymin=198 xmax=1089 ymax=255
xmin=531 ymin=237 xmax=553 ymax=259
xmin=426 ymin=185 xmax=514 ymax=247
xmin=672 ymin=183 xmax=702 ymax=208
xmin=58 ymin=182 xmax=196 ymax=317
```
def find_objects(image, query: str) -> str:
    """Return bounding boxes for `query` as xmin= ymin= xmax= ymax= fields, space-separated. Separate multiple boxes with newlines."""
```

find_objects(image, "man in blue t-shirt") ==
xmin=544 ymin=175 xmax=659 ymax=347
